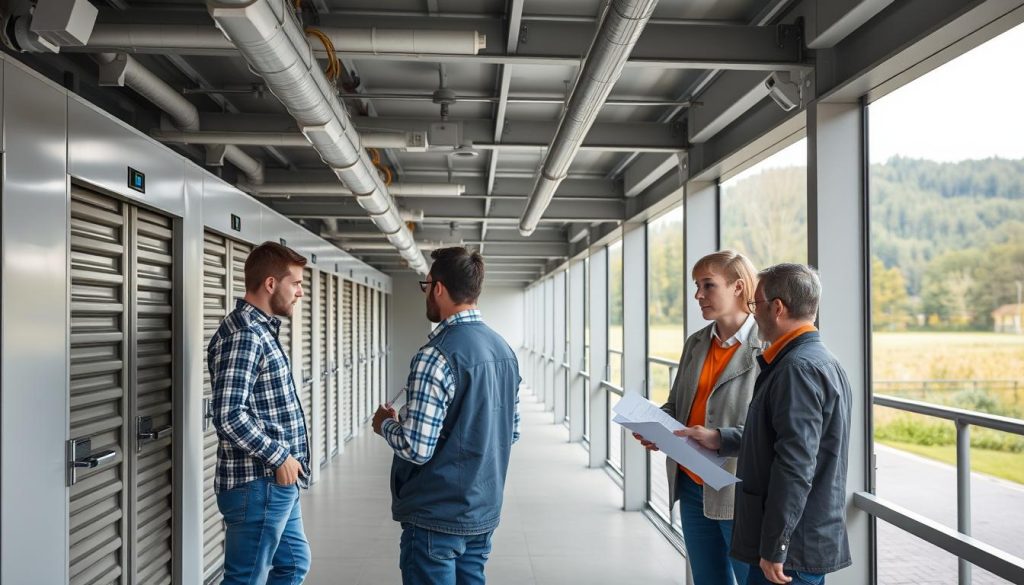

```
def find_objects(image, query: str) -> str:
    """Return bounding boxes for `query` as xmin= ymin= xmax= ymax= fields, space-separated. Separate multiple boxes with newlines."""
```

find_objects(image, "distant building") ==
xmin=991 ymin=303 xmax=1023 ymax=334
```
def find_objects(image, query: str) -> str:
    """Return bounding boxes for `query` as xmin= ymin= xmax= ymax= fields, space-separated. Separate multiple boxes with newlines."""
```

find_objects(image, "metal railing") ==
xmin=874 ymin=379 xmax=1022 ymax=405
xmin=865 ymin=394 xmax=1024 ymax=584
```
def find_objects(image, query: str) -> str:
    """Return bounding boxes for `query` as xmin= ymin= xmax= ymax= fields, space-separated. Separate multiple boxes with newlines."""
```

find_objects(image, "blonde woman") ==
xmin=633 ymin=250 xmax=761 ymax=585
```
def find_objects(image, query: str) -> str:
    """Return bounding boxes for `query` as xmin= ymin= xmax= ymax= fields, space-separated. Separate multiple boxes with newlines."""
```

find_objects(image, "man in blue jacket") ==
xmin=373 ymin=247 xmax=521 ymax=585
xmin=729 ymin=263 xmax=853 ymax=585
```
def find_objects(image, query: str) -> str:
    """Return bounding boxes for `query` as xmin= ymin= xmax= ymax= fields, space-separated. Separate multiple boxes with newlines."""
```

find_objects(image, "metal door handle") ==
xmin=202 ymin=397 xmax=215 ymax=432
xmin=67 ymin=437 xmax=117 ymax=486
xmin=137 ymin=416 xmax=173 ymax=451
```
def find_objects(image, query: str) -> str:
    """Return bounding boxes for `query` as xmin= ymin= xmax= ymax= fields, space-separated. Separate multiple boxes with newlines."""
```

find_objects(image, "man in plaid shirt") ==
xmin=374 ymin=247 xmax=521 ymax=585
xmin=208 ymin=241 xmax=311 ymax=584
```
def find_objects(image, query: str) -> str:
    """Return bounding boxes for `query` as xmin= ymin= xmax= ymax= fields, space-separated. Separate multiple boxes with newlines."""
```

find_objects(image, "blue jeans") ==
xmin=399 ymin=523 xmax=493 ymax=585
xmin=746 ymin=565 xmax=825 ymax=585
xmin=216 ymin=477 xmax=311 ymax=585
xmin=678 ymin=473 xmax=749 ymax=585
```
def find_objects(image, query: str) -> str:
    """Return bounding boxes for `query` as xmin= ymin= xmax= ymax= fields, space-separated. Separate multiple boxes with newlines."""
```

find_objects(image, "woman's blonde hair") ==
xmin=691 ymin=250 xmax=758 ymax=313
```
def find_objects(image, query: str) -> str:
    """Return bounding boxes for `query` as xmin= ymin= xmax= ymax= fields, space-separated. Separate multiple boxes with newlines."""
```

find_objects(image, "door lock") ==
xmin=67 ymin=437 xmax=116 ymax=486
xmin=202 ymin=398 xmax=215 ymax=432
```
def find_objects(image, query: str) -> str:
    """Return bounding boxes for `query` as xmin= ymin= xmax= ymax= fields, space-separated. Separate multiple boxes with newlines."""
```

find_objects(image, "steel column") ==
xmin=588 ymin=247 xmax=610 ymax=468
xmin=622 ymin=223 xmax=648 ymax=510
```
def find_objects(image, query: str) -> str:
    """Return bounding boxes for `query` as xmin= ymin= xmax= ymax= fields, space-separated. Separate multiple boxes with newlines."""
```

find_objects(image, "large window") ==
xmin=719 ymin=138 xmax=808 ymax=269
xmin=583 ymin=256 xmax=590 ymax=443
xmin=868 ymin=23 xmax=1024 ymax=583
xmin=607 ymin=242 xmax=624 ymax=473
xmin=646 ymin=206 xmax=685 ymax=527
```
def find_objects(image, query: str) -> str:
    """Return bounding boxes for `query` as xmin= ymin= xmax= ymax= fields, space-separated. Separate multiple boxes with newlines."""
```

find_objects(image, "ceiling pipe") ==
xmin=149 ymin=129 xmax=424 ymax=150
xmin=517 ymin=0 xmax=659 ymax=236
xmin=95 ymin=52 xmax=265 ymax=185
xmin=207 ymin=0 xmax=429 ymax=274
xmin=243 ymin=182 xmax=466 ymax=198
xmin=7 ymin=19 xmax=485 ymax=56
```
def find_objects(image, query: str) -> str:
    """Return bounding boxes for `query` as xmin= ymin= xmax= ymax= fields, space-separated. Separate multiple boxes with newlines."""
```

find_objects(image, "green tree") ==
xmin=871 ymin=257 xmax=911 ymax=330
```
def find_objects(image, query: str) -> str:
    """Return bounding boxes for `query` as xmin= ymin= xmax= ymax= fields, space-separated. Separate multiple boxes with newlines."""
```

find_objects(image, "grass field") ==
xmin=624 ymin=325 xmax=1024 ymax=482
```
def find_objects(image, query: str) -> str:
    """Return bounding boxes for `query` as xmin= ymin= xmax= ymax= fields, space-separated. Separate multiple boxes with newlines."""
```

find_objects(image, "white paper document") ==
xmin=612 ymin=392 xmax=740 ymax=490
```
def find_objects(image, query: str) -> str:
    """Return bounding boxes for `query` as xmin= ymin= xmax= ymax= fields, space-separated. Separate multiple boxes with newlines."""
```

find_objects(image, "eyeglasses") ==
xmin=746 ymin=298 xmax=771 ymax=311
xmin=418 ymin=280 xmax=441 ymax=293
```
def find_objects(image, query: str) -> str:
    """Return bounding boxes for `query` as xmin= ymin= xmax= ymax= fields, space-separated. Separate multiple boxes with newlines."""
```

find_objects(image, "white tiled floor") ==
xmin=300 ymin=391 xmax=685 ymax=584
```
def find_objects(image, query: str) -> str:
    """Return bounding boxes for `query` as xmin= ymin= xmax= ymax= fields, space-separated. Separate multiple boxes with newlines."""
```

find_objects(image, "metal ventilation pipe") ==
xmin=95 ymin=53 xmax=265 ymax=184
xmin=46 ymin=22 xmax=487 ymax=56
xmin=517 ymin=0 xmax=659 ymax=236
xmin=150 ymin=129 xmax=425 ymax=150
xmin=207 ymin=0 xmax=429 ymax=274
xmin=242 ymin=182 xmax=465 ymax=198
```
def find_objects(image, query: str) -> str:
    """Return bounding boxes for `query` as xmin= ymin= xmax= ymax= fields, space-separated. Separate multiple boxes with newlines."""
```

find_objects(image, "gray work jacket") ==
xmin=661 ymin=321 xmax=761 ymax=520
xmin=725 ymin=331 xmax=853 ymax=574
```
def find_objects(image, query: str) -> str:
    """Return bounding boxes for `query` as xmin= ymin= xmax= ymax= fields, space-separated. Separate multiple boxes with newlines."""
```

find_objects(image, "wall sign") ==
xmin=230 ymin=214 xmax=242 ymax=232
xmin=280 ymin=238 xmax=287 ymax=246
xmin=311 ymin=253 xmax=317 ymax=264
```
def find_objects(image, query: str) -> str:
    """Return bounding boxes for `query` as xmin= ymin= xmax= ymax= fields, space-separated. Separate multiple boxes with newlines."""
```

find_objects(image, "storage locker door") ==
xmin=371 ymin=290 xmax=381 ymax=408
xmin=132 ymin=206 xmax=176 ymax=585
xmin=69 ymin=186 xmax=129 ymax=585
xmin=330 ymin=275 xmax=340 ymax=456
xmin=381 ymin=293 xmax=388 ymax=399
xmin=342 ymin=281 xmax=353 ymax=441
xmin=356 ymin=285 xmax=367 ymax=424
xmin=201 ymin=232 xmax=229 ymax=582
xmin=317 ymin=272 xmax=329 ymax=467
xmin=229 ymin=241 xmax=251 ymax=308
xmin=300 ymin=268 xmax=314 ymax=445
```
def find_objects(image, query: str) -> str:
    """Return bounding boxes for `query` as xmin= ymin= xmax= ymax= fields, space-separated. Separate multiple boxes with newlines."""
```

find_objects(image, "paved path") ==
xmin=876 ymin=445 xmax=1024 ymax=584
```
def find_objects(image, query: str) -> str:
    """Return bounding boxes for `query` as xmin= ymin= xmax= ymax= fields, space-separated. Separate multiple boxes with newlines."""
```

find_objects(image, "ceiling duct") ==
xmin=517 ymin=0 xmax=659 ymax=236
xmin=207 ymin=0 xmax=429 ymax=274
xmin=242 ymin=182 xmax=465 ymax=198
xmin=149 ymin=129 xmax=428 ymax=151
xmin=96 ymin=52 xmax=264 ymax=184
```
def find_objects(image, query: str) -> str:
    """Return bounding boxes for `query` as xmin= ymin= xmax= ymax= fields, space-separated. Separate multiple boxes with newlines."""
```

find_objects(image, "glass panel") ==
xmin=608 ymin=242 xmax=624 ymax=385
xmin=869 ymin=23 xmax=1024 ymax=583
xmin=719 ymin=138 xmax=808 ymax=268
xmin=583 ymin=256 xmax=590 ymax=442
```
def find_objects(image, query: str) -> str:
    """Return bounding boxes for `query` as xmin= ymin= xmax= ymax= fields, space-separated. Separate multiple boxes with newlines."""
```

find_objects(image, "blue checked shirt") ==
xmin=208 ymin=300 xmax=310 ymax=492
xmin=382 ymin=309 xmax=521 ymax=465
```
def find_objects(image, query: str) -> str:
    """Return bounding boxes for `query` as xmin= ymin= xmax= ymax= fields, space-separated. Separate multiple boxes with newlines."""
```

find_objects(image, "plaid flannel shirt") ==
xmin=382 ymin=309 xmax=521 ymax=465
xmin=208 ymin=299 xmax=310 ymax=492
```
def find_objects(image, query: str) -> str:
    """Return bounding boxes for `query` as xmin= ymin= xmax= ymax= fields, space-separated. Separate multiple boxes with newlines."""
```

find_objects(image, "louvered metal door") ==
xmin=133 ymin=207 xmax=176 ymax=585
xmin=381 ymin=292 xmax=388 ymax=401
xmin=68 ymin=185 xmax=177 ymax=585
xmin=342 ymin=280 xmax=354 ymax=441
xmin=200 ymin=232 xmax=229 ymax=583
xmin=356 ymin=285 xmax=367 ymax=424
xmin=371 ymin=290 xmax=380 ymax=407
xmin=317 ymin=273 xmax=329 ymax=467
xmin=330 ymin=276 xmax=341 ymax=456
xmin=300 ymin=268 xmax=314 ymax=449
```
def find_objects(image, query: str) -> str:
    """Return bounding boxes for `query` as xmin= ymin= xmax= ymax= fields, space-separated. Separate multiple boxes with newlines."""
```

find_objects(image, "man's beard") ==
xmin=425 ymin=295 xmax=441 ymax=323
xmin=270 ymin=289 xmax=295 ymax=317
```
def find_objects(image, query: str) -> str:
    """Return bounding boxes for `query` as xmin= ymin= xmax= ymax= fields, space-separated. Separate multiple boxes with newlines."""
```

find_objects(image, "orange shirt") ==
xmin=681 ymin=340 xmax=741 ymax=485
xmin=762 ymin=324 xmax=818 ymax=364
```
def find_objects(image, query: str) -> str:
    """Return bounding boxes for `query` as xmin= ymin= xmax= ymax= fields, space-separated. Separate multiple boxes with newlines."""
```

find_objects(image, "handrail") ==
xmin=854 ymin=492 xmax=1024 ymax=584
xmin=873 ymin=394 xmax=1024 ymax=584
xmin=578 ymin=370 xmax=590 ymax=380
xmin=560 ymin=362 xmax=571 ymax=370
xmin=874 ymin=394 xmax=1024 ymax=435
xmin=600 ymin=380 xmax=624 ymax=396
xmin=609 ymin=348 xmax=624 ymax=355
xmin=647 ymin=355 xmax=677 ymax=367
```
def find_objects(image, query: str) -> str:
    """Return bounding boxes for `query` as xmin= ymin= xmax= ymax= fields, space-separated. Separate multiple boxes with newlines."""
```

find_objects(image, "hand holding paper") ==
xmin=613 ymin=392 xmax=739 ymax=490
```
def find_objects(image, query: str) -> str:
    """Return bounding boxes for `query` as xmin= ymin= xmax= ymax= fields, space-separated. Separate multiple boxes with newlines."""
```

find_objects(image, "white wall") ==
xmin=387 ymin=276 xmax=525 ymax=392
xmin=477 ymin=285 xmax=525 ymax=351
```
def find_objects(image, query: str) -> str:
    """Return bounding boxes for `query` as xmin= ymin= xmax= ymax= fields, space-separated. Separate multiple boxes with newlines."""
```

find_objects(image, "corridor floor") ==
xmin=300 ymin=390 xmax=685 ymax=584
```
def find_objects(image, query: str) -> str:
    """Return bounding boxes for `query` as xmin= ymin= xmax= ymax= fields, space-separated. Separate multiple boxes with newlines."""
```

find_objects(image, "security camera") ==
xmin=765 ymin=72 xmax=800 ymax=112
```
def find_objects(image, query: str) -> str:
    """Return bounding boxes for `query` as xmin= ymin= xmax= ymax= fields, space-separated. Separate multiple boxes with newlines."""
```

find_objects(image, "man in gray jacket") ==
xmin=727 ymin=264 xmax=852 ymax=584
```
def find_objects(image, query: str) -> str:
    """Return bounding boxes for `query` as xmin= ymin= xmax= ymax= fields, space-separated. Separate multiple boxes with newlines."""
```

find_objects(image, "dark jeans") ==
xmin=216 ymin=477 xmax=311 ymax=585
xmin=678 ymin=473 xmax=749 ymax=584
xmin=399 ymin=523 xmax=493 ymax=585
xmin=745 ymin=565 xmax=825 ymax=585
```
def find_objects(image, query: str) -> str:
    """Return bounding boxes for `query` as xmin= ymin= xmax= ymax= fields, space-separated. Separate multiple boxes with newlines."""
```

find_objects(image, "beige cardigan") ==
xmin=661 ymin=320 xmax=761 ymax=520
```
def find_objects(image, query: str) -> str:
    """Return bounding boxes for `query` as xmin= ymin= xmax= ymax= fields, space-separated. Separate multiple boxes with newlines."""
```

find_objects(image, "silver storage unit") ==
xmin=372 ymin=289 xmax=381 ymax=408
xmin=342 ymin=280 xmax=354 ymax=441
xmin=356 ymin=285 xmax=368 ymax=424
xmin=381 ymin=292 xmax=388 ymax=399
xmin=200 ymin=231 xmax=228 ymax=583
xmin=317 ymin=272 xmax=329 ymax=467
xmin=300 ymin=268 xmax=314 ymax=449
xmin=330 ymin=275 xmax=341 ymax=457
xmin=68 ymin=185 xmax=176 ymax=585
